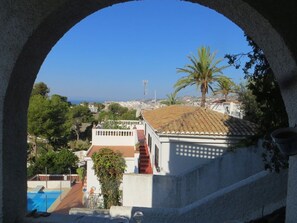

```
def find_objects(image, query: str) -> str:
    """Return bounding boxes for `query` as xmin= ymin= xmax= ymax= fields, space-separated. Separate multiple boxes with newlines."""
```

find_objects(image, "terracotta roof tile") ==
xmin=87 ymin=145 xmax=135 ymax=158
xmin=142 ymin=105 xmax=257 ymax=136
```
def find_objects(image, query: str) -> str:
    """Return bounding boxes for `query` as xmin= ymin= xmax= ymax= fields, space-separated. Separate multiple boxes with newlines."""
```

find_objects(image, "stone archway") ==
xmin=1 ymin=0 xmax=297 ymax=222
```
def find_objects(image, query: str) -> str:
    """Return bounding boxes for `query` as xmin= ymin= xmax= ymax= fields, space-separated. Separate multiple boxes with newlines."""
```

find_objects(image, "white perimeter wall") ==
xmin=176 ymin=170 xmax=288 ymax=223
xmin=27 ymin=180 xmax=71 ymax=189
xmin=125 ymin=157 xmax=138 ymax=173
xmin=114 ymin=170 xmax=288 ymax=223
xmin=123 ymin=144 xmax=265 ymax=208
xmin=123 ymin=174 xmax=153 ymax=207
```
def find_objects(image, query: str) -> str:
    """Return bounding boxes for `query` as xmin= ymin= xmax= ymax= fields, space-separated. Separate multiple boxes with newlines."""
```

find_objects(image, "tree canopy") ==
xmin=31 ymin=82 xmax=50 ymax=97
xmin=213 ymin=78 xmax=238 ymax=100
xmin=225 ymin=36 xmax=288 ymax=133
xmin=160 ymin=92 xmax=181 ymax=106
xmin=28 ymin=94 xmax=70 ymax=148
xmin=67 ymin=105 xmax=93 ymax=141
xmin=175 ymin=46 xmax=230 ymax=107
xmin=108 ymin=103 xmax=128 ymax=116
xmin=225 ymin=35 xmax=289 ymax=172
xmin=98 ymin=103 xmax=137 ymax=123
xmin=27 ymin=149 xmax=78 ymax=177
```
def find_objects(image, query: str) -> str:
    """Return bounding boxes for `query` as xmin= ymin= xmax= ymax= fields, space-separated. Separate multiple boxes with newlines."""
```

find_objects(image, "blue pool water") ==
xmin=27 ymin=191 xmax=61 ymax=212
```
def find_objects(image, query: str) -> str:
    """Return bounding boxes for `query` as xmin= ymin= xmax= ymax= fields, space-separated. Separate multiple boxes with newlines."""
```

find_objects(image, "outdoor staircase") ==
xmin=137 ymin=130 xmax=153 ymax=174
xmin=139 ymin=144 xmax=153 ymax=174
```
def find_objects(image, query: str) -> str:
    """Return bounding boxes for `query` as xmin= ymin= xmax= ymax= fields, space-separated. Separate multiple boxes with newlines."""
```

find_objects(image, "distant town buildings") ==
xmin=99 ymin=95 xmax=243 ymax=118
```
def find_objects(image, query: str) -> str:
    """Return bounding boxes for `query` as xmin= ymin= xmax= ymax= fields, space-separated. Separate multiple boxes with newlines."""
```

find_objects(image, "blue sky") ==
xmin=36 ymin=0 xmax=251 ymax=102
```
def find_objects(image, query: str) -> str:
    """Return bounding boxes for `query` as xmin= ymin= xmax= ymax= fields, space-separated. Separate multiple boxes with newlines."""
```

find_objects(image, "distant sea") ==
xmin=69 ymin=98 xmax=144 ymax=105
xmin=69 ymin=99 xmax=104 ymax=105
xmin=69 ymin=100 xmax=83 ymax=105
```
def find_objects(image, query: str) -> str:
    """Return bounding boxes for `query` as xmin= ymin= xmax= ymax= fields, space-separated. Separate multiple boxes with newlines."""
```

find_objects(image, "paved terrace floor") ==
xmin=53 ymin=182 xmax=84 ymax=214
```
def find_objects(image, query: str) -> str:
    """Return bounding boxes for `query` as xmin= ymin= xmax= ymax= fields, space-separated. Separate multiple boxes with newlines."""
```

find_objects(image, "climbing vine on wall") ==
xmin=92 ymin=148 xmax=126 ymax=208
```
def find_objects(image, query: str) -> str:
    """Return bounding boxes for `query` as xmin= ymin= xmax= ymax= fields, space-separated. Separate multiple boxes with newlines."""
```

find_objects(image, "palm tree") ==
xmin=213 ymin=78 xmax=238 ymax=100
xmin=161 ymin=92 xmax=181 ymax=106
xmin=175 ymin=46 xmax=229 ymax=107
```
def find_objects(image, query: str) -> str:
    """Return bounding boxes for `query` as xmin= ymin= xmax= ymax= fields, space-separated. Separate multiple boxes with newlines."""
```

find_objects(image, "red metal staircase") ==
xmin=137 ymin=130 xmax=153 ymax=174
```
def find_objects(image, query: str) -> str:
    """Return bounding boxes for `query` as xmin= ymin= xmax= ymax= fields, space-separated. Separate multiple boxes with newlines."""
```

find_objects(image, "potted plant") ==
xmin=271 ymin=127 xmax=297 ymax=156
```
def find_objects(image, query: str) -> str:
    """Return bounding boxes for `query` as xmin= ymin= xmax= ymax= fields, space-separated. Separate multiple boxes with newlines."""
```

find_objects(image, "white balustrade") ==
xmin=92 ymin=129 xmax=138 ymax=146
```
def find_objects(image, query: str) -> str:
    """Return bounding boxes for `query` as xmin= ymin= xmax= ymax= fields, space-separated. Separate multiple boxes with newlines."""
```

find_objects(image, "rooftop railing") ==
xmin=92 ymin=129 xmax=138 ymax=146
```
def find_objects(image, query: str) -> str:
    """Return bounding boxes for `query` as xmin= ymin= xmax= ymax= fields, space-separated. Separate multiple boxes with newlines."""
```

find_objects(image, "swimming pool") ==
xmin=27 ymin=191 xmax=62 ymax=212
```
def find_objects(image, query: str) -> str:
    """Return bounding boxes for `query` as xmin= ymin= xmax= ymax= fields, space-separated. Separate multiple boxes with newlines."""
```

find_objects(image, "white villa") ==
xmin=84 ymin=120 xmax=143 ymax=196
xmin=84 ymin=105 xmax=258 ymax=208
xmin=209 ymin=99 xmax=243 ymax=119
xmin=88 ymin=104 xmax=97 ymax=113
xmin=142 ymin=105 xmax=257 ymax=175
xmin=84 ymin=125 xmax=141 ymax=195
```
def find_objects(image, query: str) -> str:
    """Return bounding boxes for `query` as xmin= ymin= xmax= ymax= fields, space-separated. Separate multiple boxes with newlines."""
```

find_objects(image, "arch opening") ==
xmin=1 ymin=0 xmax=296 ymax=222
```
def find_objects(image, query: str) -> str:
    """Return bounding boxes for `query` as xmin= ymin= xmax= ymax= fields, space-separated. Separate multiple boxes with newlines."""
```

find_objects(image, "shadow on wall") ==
xmin=175 ymin=143 xmax=224 ymax=159
xmin=148 ymin=144 xmax=226 ymax=208
xmin=167 ymin=142 xmax=225 ymax=175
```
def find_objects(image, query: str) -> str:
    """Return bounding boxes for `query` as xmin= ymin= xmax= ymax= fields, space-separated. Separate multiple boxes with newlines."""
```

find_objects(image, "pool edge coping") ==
xmin=48 ymin=188 xmax=72 ymax=212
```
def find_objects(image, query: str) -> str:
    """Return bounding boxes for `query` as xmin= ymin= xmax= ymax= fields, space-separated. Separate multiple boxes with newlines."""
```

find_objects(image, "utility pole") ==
xmin=142 ymin=80 xmax=148 ymax=101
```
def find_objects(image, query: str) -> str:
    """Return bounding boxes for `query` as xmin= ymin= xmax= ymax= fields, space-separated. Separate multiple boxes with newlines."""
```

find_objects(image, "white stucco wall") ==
xmin=123 ymin=174 xmax=153 ymax=207
xmin=123 ymin=145 xmax=265 ymax=208
xmin=125 ymin=157 xmax=137 ymax=173
xmin=176 ymin=170 xmax=288 ymax=223
xmin=178 ymin=144 xmax=264 ymax=206
xmin=115 ymin=170 xmax=288 ymax=223
xmin=86 ymin=159 xmax=101 ymax=194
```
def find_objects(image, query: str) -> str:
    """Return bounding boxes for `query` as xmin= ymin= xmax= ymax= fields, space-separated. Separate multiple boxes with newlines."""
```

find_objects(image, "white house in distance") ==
xmin=209 ymin=99 xmax=243 ymax=119
xmin=142 ymin=105 xmax=257 ymax=175
xmin=88 ymin=103 xmax=98 ymax=113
